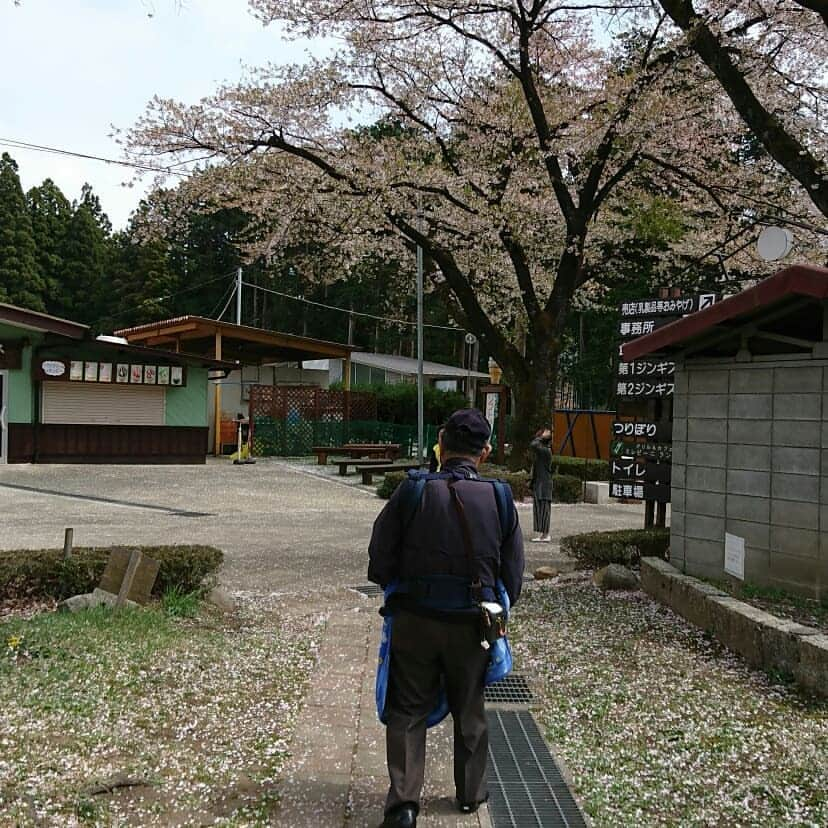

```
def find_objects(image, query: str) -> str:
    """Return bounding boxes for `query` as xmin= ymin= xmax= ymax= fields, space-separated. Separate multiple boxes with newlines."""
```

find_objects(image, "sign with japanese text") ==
xmin=616 ymin=380 xmax=675 ymax=399
xmin=609 ymin=480 xmax=671 ymax=503
xmin=618 ymin=318 xmax=674 ymax=339
xmin=612 ymin=420 xmax=673 ymax=443
xmin=617 ymin=360 xmax=675 ymax=378
xmin=611 ymin=440 xmax=672 ymax=462
xmin=619 ymin=293 xmax=719 ymax=318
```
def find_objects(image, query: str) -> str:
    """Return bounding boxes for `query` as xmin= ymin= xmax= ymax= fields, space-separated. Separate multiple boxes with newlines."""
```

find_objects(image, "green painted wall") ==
xmin=0 ymin=323 xmax=42 ymax=423
xmin=165 ymin=367 xmax=208 ymax=427
xmin=0 ymin=324 xmax=209 ymax=429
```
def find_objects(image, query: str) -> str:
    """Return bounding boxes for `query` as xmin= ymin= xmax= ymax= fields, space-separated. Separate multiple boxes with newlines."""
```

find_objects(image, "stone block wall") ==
xmin=670 ymin=361 xmax=828 ymax=599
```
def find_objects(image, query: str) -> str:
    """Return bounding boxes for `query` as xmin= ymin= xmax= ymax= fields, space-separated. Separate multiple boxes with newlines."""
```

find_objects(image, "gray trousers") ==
xmin=385 ymin=610 xmax=490 ymax=814
xmin=533 ymin=497 xmax=551 ymax=534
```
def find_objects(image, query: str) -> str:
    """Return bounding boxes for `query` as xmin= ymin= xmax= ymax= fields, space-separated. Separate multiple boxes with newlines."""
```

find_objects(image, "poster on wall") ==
xmin=130 ymin=365 xmax=143 ymax=383
xmin=157 ymin=366 xmax=170 ymax=385
xmin=84 ymin=362 xmax=98 ymax=382
xmin=98 ymin=363 xmax=112 ymax=383
xmin=170 ymin=366 xmax=183 ymax=386
xmin=116 ymin=364 xmax=130 ymax=383
xmin=144 ymin=365 xmax=157 ymax=384
xmin=70 ymin=361 xmax=84 ymax=381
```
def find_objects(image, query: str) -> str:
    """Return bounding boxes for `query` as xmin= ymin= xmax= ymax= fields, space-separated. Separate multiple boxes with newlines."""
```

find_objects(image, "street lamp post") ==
xmin=416 ymin=199 xmax=424 ymax=463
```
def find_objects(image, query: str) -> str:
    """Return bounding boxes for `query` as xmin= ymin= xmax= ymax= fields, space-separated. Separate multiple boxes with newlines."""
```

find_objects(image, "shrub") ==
xmin=553 ymin=474 xmax=583 ymax=503
xmin=333 ymin=382 xmax=468 ymax=426
xmin=376 ymin=468 xmax=531 ymax=501
xmin=561 ymin=528 xmax=670 ymax=568
xmin=377 ymin=471 xmax=408 ymax=499
xmin=0 ymin=545 xmax=224 ymax=602
xmin=552 ymin=455 xmax=610 ymax=481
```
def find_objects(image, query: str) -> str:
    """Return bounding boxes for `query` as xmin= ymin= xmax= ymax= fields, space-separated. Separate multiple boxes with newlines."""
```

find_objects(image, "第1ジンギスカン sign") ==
xmin=618 ymin=360 xmax=675 ymax=378
xmin=619 ymin=293 xmax=719 ymax=318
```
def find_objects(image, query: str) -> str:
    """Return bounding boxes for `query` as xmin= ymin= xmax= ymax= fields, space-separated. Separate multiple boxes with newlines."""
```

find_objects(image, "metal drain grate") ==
xmin=486 ymin=709 xmax=587 ymax=828
xmin=350 ymin=584 xmax=384 ymax=597
xmin=485 ymin=673 xmax=533 ymax=705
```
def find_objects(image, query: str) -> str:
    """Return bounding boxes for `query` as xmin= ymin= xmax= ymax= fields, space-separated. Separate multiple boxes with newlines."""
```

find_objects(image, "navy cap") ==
xmin=443 ymin=408 xmax=491 ymax=452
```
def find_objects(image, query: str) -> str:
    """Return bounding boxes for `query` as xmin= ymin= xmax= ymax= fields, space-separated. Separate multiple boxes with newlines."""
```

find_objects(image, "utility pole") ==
xmin=236 ymin=266 xmax=242 ymax=326
xmin=416 ymin=196 xmax=425 ymax=464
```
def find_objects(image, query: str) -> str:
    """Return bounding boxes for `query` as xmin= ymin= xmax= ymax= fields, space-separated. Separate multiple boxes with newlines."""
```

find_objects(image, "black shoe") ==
xmin=456 ymin=794 xmax=488 ymax=814
xmin=381 ymin=803 xmax=418 ymax=827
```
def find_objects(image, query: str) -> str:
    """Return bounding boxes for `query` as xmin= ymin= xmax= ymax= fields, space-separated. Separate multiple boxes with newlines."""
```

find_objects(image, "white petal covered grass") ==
xmin=0 ymin=595 xmax=320 ymax=826
xmin=510 ymin=575 xmax=828 ymax=828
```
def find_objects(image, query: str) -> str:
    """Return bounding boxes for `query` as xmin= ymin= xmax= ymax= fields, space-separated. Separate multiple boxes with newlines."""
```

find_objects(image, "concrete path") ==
xmin=273 ymin=589 xmax=492 ymax=828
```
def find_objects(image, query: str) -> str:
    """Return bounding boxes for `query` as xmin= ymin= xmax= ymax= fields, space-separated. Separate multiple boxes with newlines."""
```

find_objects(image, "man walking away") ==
xmin=368 ymin=409 xmax=525 ymax=828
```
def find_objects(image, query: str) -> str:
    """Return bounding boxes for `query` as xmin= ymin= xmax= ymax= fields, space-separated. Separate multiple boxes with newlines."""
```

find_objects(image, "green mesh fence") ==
xmin=252 ymin=418 xmax=422 ymax=457
xmin=252 ymin=418 xmax=506 ymax=458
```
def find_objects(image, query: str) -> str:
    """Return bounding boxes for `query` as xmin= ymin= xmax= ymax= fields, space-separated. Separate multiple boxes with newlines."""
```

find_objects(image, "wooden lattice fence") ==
xmin=249 ymin=385 xmax=381 ymax=456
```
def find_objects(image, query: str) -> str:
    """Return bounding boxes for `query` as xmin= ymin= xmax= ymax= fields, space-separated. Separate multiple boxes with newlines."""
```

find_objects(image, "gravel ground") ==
xmin=510 ymin=575 xmax=828 ymax=828
xmin=0 ymin=595 xmax=322 ymax=827
xmin=0 ymin=458 xmax=646 ymax=590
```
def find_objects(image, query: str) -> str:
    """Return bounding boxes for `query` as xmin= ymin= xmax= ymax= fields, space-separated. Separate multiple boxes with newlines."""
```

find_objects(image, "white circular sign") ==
xmin=41 ymin=360 xmax=66 ymax=377
xmin=464 ymin=332 xmax=477 ymax=345
xmin=757 ymin=226 xmax=793 ymax=261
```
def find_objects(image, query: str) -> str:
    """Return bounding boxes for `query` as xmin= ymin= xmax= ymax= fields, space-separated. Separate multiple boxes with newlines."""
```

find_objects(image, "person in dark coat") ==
xmin=368 ymin=409 xmax=525 ymax=828
xmin=530 ymin=427 xmax=554 ymax=542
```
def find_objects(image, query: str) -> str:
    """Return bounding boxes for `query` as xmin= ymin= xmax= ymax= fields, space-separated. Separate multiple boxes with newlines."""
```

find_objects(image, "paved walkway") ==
xmin=273 ymin=588 xmax=493 ymax=827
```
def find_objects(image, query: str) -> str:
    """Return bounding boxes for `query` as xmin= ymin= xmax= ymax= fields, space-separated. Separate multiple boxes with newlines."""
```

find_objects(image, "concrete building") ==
xmin=0 ymin=303 xmax=231 ymax=464
xmin=304 ymin=352 xmax=489 ymax=392
xmin=623 ymin=264 xmax=828 ymax=599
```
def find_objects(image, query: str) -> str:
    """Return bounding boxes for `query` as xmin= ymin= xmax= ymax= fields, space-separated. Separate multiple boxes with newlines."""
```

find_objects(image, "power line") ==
xmin=242 ymin=280 xmax=464 ymax=332
xmin=98 ymin=272 xmax=235 ymax=327
xmin=0 ymin=137 xmax=190 ymax=177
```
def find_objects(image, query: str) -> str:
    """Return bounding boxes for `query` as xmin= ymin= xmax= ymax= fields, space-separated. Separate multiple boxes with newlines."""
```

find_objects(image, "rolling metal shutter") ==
xmin=41 ymin=382 xmax=165 ymax=426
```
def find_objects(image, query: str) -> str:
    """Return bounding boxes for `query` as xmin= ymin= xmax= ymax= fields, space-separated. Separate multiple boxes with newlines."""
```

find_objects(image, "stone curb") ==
xmin=641 ymin=557 xmax=828 ymax=698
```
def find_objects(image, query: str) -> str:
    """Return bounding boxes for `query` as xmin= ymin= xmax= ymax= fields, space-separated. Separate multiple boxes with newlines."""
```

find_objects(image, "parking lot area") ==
xmin=0 ymin=459 xmax=646 ymax=591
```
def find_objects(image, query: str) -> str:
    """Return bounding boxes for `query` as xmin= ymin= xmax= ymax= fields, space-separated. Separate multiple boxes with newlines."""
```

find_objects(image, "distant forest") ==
xmin=0 ymin=152 xmax=464 ymax=365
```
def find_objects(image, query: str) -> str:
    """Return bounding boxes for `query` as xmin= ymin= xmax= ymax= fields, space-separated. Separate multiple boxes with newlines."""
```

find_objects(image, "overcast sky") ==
xmin=0 ymin=0 xmax=319 ymax=229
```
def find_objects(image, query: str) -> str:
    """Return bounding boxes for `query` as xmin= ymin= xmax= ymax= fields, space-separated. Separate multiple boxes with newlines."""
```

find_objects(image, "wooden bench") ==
xmin=359 ymin=462 xmax=424 ymax=485
xmin=312 ymin=444 xmax=401 ymax=465
xmin=336 ymin=458 xmax=390 ymax=476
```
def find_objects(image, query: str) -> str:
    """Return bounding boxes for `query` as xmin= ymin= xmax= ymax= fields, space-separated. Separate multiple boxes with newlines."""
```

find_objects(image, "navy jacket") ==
xmin=367 ymin=458 xmax=525 ymax=607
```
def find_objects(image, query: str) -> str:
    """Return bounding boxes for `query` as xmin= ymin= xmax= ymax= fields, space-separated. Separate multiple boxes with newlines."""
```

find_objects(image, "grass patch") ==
xmin=704 ymin=578 xmax=828 ymax=635
xmin=0 ymin=598 xmax=320 ymax=825
xmin=161 ymin=586 xmax=202 ymax=619
xmin=511 ymin=578 xmax=828 ymax=827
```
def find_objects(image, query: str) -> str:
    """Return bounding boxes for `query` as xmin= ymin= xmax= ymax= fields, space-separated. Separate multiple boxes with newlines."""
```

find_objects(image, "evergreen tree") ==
xmin=0 ymin=153 xmax=46 ymax=310
xmin=58 ymin=183 xmax=113 ymax=326
xmin=27 ymin=178 xmax=71 ymax=315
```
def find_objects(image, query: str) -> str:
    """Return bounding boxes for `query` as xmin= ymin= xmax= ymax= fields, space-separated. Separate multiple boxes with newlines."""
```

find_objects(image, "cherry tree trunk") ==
xmin=506 ymin=346 xmax=559 ymax=471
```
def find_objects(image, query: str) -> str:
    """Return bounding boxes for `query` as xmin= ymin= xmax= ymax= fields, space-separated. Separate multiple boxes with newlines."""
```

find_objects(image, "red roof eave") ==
xmin=622 ymin=265 xmax=828 ymax=361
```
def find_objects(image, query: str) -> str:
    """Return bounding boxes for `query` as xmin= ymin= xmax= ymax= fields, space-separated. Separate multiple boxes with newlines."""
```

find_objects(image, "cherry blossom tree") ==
xmin=653 ymin=0 xmax=827 ymax=218
xmin=128 ymin=0 xmax=823 ymax=464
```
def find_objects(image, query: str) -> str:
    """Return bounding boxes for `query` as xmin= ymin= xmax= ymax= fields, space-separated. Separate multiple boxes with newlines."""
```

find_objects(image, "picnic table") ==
xmin=336 ymin=458 xmax=390 ymax=476
xmin=357 ymin=462 xmax=424 ymax=485
xmin=312 ymin=443 xmax=401 ymax=465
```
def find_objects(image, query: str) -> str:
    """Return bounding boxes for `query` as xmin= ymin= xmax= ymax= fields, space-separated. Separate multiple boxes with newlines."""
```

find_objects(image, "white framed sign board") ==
xmin=724 ymin=533 xmax=745 ymax=580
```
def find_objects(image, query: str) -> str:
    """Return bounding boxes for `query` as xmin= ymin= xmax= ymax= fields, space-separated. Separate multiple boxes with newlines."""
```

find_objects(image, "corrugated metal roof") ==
xmin=302 ymin=352 xmax=489 ymax=379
